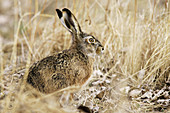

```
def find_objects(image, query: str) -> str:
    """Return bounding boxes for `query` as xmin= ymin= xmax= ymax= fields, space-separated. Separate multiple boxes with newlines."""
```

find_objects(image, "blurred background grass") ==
xmin=0 ymin=0 xmax=169 ymax=113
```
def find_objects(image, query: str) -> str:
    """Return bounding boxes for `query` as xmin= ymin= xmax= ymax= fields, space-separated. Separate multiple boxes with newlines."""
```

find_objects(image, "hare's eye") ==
xmin=89 ymin=38 xmax=94 ymax=43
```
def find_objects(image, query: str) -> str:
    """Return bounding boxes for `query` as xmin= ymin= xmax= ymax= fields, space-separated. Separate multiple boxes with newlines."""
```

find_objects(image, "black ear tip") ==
xmin=62 ymin=8 xmax=69 ymax=11
xmin=62 ymin=8 xmax=72 ymax=17
xmin=56 ymin=9 xmax=62 ymax=18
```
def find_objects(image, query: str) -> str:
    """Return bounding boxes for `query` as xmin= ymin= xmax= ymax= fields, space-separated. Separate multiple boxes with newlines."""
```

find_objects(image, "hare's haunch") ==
xmin=27 ymin=8 xmax=104 ymax=94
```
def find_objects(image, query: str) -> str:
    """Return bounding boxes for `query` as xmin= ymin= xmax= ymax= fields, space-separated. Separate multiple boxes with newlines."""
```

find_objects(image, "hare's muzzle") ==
xmin=96 ymin=45 xmax=104 ymax=55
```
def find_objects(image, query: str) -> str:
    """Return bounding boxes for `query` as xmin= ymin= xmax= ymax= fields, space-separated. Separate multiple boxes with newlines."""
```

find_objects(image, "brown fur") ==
xmin=27 ymin=8 xmax=103 ymax=94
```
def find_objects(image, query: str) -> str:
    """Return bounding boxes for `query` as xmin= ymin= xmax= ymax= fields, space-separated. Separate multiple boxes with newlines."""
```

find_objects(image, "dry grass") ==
xmin=0 ymin=0 xmax=169 ymax=113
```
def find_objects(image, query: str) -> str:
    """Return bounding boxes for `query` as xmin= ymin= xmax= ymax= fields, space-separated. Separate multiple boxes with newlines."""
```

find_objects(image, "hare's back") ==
xmin=27 ymin=50 xmax=92 ymax=93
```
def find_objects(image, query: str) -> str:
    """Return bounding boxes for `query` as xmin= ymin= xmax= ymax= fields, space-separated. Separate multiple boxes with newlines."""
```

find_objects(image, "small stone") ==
xmin=128 ymin=88 xmax=141 ymax=98
xmin=96 ymin=91 xmax=105 ymax=100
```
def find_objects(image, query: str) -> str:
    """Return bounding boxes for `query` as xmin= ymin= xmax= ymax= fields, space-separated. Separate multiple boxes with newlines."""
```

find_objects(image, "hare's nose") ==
xmin=99 ymin=45 xmax=104 ymax=51
xmin=102 ymin=47 xmax=104 ymax=51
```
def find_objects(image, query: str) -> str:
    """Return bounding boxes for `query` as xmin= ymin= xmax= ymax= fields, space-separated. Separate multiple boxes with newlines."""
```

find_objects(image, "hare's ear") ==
xmin=56 ymin=8 xmax=82 ymax=34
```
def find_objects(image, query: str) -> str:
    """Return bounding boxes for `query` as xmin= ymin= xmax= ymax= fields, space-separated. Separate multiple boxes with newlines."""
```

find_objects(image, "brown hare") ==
xmin=27 ymin=8 xmax=104 ymax=94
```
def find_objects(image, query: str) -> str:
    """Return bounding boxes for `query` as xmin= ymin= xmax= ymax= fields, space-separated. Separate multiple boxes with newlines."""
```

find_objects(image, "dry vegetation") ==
xmin=0 ymin=0 xmax=169 ymax=113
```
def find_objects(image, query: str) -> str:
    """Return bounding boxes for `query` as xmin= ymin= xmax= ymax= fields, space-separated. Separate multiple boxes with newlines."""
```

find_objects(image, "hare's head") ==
xmin=56 ymin=8 xmax=104 ymax=57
